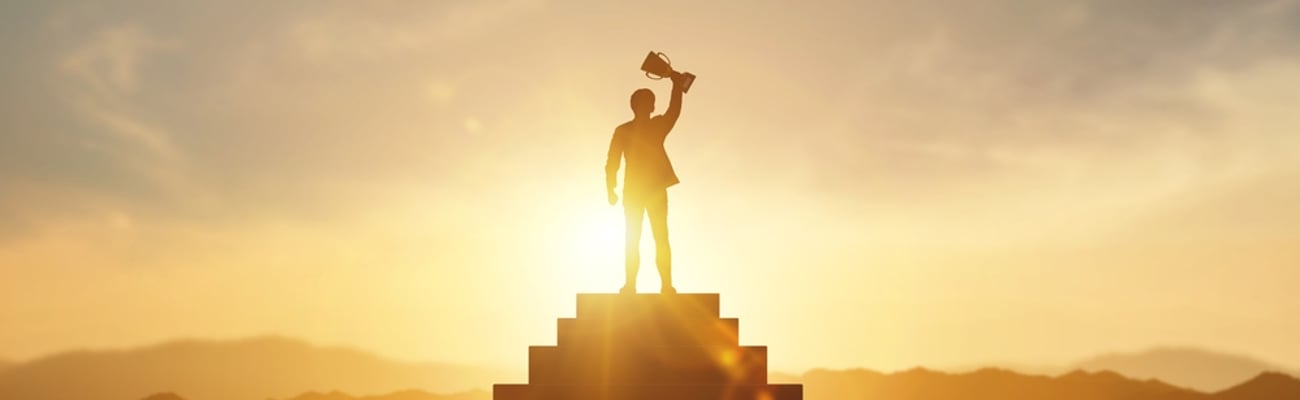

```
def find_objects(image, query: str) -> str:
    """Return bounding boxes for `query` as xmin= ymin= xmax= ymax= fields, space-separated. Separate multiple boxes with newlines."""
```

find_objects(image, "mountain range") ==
xmin=798 ymin=367 xmax=1300 ymax=400
xmin=930 ymin=348 xmax=1297 ymax=393
xmin=0 ymin=337 xmax=506 ymax=400
xmin=2 ymin=337 xmax=1297 ymax=400
xmin=1070 ymin=348 xmax=1296 ymax=392
xmin=1215 ymin=372 xmax=1300 ymax=400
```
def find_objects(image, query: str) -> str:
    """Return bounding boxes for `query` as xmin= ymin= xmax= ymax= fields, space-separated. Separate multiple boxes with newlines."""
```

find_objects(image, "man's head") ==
xmin=630 ymin=88 xmax=655 ymax=118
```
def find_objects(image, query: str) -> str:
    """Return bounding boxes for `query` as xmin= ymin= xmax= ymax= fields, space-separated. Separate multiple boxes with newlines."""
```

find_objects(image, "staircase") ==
xmin=494 ymin=293 xmax=802 ymax=400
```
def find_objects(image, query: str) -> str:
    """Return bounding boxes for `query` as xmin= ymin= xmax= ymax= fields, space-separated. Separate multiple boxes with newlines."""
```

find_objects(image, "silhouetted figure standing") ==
xmin=606 ymin=73 xmax=687 ymax=295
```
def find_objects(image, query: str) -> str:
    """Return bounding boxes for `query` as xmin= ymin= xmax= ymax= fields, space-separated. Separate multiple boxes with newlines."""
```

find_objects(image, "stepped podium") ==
xmin=495 ymin=293 xmax=802 ymax=400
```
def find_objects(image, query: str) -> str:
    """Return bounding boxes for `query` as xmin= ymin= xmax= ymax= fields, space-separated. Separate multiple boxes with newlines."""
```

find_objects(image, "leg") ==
xmin=622 ymin=195 xmax=646 ymax=293
xmin=645 ymin=189 xmax=673 ymax=293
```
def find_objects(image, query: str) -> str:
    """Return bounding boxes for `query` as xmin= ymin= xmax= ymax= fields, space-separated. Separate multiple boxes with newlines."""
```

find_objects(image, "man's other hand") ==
xmin=607 ymin=190 xmax=619 ymax=206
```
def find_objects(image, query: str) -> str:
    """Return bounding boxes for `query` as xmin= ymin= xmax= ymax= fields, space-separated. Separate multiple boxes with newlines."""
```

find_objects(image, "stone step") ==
xmin=529 ymin=345 xmax=766 ymax=385
xmin=557 ymin=317 xmax=739 ymax=347
xmin=494 ymin=383 xmax=801 ymax=400
xmin=575 ymin=293 xmax=720 ymax=321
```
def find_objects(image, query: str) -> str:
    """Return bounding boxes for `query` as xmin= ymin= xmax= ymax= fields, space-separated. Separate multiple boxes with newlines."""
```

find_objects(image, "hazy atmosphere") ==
xmin=2 ymin=0 xmax=1299 ymax=377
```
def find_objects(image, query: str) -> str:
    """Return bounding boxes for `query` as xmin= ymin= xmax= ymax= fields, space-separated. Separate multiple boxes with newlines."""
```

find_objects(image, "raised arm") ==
xmin=604 ymin=128 xmax=624 ymax=204
xmin=660 ymin=73 xmax=686 ymax=131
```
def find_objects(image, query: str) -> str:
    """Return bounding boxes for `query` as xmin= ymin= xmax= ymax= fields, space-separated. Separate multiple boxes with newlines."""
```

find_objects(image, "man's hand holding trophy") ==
xmin=640 ymin=51 xmax=696 ymax=93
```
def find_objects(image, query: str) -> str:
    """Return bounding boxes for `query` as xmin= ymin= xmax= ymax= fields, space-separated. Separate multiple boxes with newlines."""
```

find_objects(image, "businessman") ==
xmin=605 ymin=72 xmax=687 ymax=295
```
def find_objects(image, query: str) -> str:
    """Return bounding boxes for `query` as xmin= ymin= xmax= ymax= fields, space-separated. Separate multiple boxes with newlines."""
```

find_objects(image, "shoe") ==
xmin=660 ymin=286 xmax=677 ymax=295
xmin=619 ymin=285 xmax=636 ymax=294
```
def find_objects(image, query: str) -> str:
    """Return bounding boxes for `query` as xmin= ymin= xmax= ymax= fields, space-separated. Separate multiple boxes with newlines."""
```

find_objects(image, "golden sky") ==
xmin=2 ymin=0 xmax=1299 ymax=374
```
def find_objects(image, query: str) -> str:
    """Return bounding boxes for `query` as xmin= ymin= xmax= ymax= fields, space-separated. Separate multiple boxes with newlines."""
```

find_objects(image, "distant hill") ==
xmin=1215 ymin=372 xmax=1300 ymax=400
xmin=803 ymin=368 xmax=1300 ymax=400
xmin=803 ymin=368 xmax=1208 ymax=400
xmin=1071 ymin=347 xmax=1297 ymax=392
xmin=0 ymin=336 xmax=510 ymax=400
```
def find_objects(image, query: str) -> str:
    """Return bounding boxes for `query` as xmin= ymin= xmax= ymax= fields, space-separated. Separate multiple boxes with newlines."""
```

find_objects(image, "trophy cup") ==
xmin=640 ymin=51 xmax=696 ymax=93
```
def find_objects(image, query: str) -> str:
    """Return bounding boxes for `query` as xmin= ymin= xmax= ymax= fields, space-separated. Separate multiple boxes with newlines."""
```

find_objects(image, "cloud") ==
xmin=58 ymin=24 xmax=175 ymax=95
xmin=760 ymin=0 xmax=1300 ymax=245
xmin=0 ymin=1 xmax=553 ymax=242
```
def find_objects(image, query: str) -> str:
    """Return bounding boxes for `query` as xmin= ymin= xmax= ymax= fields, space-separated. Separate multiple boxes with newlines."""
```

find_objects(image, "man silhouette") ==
xmin=605 ymin=73 xmax=687 ymax=295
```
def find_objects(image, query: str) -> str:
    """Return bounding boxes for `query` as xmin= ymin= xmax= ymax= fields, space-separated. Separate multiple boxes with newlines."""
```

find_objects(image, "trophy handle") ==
xmin=655 ymin=52 xmax=671 ymax=68
xmin=642 ymin=52 xmax=673 ymax=80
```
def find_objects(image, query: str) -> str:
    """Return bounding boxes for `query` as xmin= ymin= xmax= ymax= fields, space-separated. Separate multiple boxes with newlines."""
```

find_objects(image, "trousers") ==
xmin=623 ymin=188 xmax=671 ymax=287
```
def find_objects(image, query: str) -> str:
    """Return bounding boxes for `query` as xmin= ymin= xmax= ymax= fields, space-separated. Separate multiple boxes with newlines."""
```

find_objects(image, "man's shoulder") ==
xmin=649 ymin=115 xmax=672 ymax=131
xmin=612 ymin=121 xmax=634 ymax=139
xmin=615 ymin=117 xmax=668 ymax=134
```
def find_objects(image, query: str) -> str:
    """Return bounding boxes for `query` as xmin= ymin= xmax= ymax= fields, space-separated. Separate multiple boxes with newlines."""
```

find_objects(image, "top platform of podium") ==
xmin=575 ymin=293 xmax=720 ymax=320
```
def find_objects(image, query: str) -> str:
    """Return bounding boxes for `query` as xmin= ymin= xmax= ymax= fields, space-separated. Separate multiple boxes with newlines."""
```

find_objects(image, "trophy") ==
xmin=640 ymin=51 xmax=696 ymax=93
